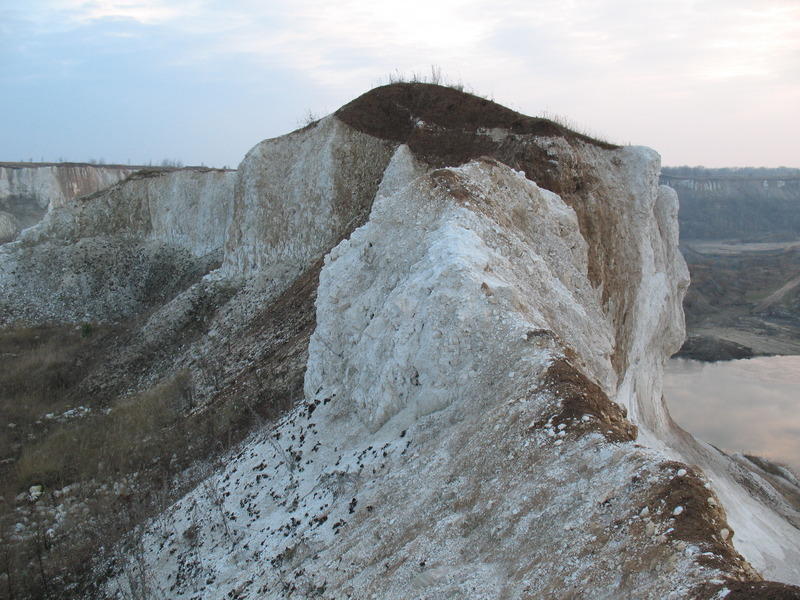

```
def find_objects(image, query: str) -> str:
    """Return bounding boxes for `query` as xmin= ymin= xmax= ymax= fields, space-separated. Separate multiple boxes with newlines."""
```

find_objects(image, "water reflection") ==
xmin=664 ymin=356 xmax=800 ymax=474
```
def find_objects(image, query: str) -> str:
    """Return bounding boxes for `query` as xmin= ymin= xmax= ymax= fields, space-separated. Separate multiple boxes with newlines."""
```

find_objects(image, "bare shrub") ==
xmin=384 ymin=64 xmax=477 ymax=97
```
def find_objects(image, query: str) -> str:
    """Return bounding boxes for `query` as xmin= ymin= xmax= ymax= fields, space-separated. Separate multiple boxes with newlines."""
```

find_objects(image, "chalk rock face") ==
xmin=307 ymin=148 xmax=615 ymax=434
xmin=0 ymin=168 xmax=235 ymax=324
xmin=222 ymin=116 xmax=395 ymax=279
xmin=0 ymin=211 xmax=19 ymax=243
xmin=19 ymin=168 xmax=235 ymax=254
xmin=0 ymin=163 xmax=134 ymax=234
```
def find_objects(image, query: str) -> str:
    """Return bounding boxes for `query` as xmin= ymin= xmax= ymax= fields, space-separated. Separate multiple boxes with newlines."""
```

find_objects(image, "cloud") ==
xmin=2 ymin=0 xmax=799 ymax=166
xmin=49 ymin=0 xmax=193 ymax=25
xmin=12 ymin=0 xmax=800 ymax=91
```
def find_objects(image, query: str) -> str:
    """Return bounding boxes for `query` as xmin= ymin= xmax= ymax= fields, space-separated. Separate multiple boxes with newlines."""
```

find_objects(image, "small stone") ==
xmin=676 ymin=468 xmax=687 ymax=477
xmin=672 ymin=506 xmax=684 ymax=516
xmin=720 ymin=528 xmax=730 ymax=540
xmin=29 ymin=485 xmax=43 ymax=502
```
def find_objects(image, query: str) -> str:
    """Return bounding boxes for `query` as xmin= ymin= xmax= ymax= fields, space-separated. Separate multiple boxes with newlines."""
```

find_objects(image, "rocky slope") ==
xmin=0 ymin=162 xmax=141 ymax=242
xmin=657 ymin=169 xmax=800 ymax=360
xmin=1 ymin=167 xmax=236 ymax=324
xmin=676 ymin=242 xmax=800 ymax=360
xmin=2 ymin=85 xmax=799 ymax=599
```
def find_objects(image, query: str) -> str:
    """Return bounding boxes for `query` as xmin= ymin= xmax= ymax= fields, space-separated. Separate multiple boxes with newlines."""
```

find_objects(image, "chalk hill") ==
xmin=2 ymin=85 xmax=799 ymax=599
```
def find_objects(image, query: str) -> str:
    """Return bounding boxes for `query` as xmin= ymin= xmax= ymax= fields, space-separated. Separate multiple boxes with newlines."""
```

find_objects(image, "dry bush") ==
xmin=384 ymin=64 xmax=473 ymax=96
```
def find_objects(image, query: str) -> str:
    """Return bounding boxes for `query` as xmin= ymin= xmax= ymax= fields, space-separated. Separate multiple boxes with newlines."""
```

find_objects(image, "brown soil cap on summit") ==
xmin=335 ymin=83 xmax=618 ymax=192
xmin=336 ymin=82 xmax=617 ymax=150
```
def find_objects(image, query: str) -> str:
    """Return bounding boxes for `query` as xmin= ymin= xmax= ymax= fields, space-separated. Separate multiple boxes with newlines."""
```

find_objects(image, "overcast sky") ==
xmin=2 ymin=0 xmax=798 ymax=168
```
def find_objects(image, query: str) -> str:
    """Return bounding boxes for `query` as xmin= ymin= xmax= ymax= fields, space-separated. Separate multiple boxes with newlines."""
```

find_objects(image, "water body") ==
xmin=664 ymin=356 xmax=800 ymax=474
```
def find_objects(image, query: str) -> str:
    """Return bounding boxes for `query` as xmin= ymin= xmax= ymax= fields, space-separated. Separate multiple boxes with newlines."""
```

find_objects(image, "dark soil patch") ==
xmin=645 ymin=461 xmax=755 ymax=578
xmin=695 ymin=580 xmax=800 ymax=599
xmin=430 ymin=169 xmax=473 ymax=203
xmin=336 ymin=83 xmax=616 ymax=197
xmin=210 ymin=258 xmax=322 ymax=425
xmin=532 ymin=358 xmax=637 ymax=443
xmin=337 ymin=83 xmax=616 ymax=151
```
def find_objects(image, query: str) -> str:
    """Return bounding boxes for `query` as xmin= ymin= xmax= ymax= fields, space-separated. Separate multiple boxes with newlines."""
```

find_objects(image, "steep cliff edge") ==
xmin=0 ymin=162 xmax=140 ymax=240
xmin=2 ymin=85 xmax=799 ymax=599
xmin=0 ymin=168 xmax=236 ymax=324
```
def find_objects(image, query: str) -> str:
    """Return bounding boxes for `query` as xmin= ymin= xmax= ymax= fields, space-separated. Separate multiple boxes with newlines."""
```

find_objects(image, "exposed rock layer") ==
xmin=0 ymin=168 xmax=235 ymax=324
xmin=0 ymin=162 xmax=137 ymax=237
xmin=661 ymin=168 xmax=800 ymax=242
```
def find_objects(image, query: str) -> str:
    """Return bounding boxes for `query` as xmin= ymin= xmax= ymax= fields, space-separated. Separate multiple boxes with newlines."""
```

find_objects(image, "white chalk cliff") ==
xmin=0 ymin=163 xmax=137 ymax=237
xmin=2 ymin=85 xmax=798 ymax=598
xmin=0 ymin=168 xmax=235 ymax=323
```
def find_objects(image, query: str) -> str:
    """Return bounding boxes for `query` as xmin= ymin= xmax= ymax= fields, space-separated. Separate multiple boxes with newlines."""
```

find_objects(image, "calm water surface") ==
xmin=664 ymin=356 xmax=800 ymax=474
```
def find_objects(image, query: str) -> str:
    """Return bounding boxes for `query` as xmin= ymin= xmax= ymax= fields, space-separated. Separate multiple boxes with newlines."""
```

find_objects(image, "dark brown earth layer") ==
xmin=646 ymin=461 xmax=755 ymax=577
xmin=696 ymin=580 xmax=800 ymax=599
xmin=533 ymin=358 xmax=637 ymax=443
xmin=337 ymin=82 xmax=617 ymax=150
xmin=336 ymin=83 xmax=618 ymax=195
